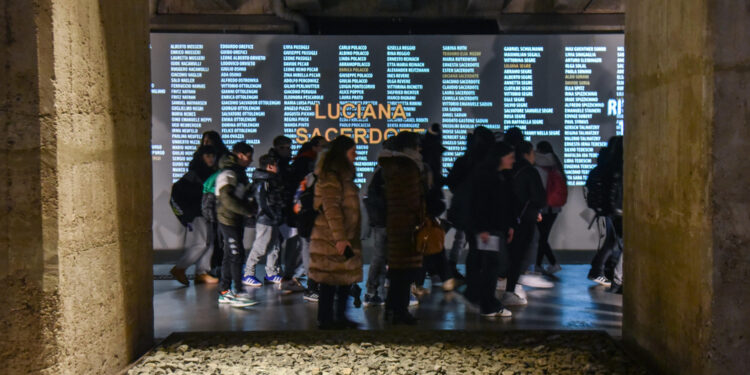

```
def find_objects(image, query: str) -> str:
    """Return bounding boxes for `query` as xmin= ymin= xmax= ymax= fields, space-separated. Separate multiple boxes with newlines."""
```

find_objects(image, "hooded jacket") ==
xmin=309 ymin=163 xmax=363 ymax=285
xmin=215 ymin=154 xmax=255 ymax=227
xmin=251 ymin=168 xmax=286 ymax=227
xmin=378 ymin=149 xmax=426 ymax=270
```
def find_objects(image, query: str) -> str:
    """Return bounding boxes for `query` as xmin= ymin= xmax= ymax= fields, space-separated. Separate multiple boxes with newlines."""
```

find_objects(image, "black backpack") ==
xmin=585 ymin=165 xmax=612 ymax=216
xmin=294 ymin=173 xmax=318 ymax=238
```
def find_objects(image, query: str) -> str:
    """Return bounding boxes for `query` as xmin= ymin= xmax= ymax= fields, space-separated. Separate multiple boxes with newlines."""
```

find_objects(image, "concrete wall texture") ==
xmin=624 ymin=1 xmax=749 ymax=374
xmin=0 ymin=0 xmax=153 ymax=374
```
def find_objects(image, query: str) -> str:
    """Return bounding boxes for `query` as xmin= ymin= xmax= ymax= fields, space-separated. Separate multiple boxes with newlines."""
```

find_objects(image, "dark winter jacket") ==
xmin=290 ymin=149 xmax=318 ymax=188
xmin=469 ymin=169 xmax=516 ymax=235
xmin=379 ymin=149 xmax=426 ymax=270
xmin=512 ymin=158 xmax=547 ymax=224
xmin=215 ymin=154 xmax=255 ymax=227
xmin=170 ymin=170 xmax=204 ymax=227
xmin=446 ymin=155 xmax=471 ymax=194
xmin=252 ymin=169 xmax=286 ymax=227
xmin=364 ymin=167 xmax=387 ymax=228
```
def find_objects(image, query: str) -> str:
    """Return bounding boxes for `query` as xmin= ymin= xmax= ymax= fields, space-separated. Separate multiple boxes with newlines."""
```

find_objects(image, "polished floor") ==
xmin=154 ymin=264 xmax=622 ymax=339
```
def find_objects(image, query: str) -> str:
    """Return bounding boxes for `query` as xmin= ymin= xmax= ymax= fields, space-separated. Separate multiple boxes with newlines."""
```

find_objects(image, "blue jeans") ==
xmin=366 ymin=227 xmax=387 ymax=297
xmin=244 ymin=223 xmax=281 ymax=277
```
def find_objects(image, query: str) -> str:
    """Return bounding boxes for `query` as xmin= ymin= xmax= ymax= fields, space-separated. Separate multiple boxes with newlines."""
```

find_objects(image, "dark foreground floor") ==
xmin=154 ymin=264 xmax=622 ymax=339
xmin=127 ymin=331 xmax=646 ymax=375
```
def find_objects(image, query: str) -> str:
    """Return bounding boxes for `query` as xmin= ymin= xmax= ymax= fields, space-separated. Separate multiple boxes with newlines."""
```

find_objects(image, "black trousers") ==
xmin=536 ymin=213 xmax=559 ymax=267
xmin=464 ymin=233 xmax=480 ymax=304
xmin=589 ymin=216 xmax=623 ymax=278
xmin=478 ymin=249 xmax=502 ymax=314
xmin=318 ymin=283 xmax=350 ymax=324
xmin=507 ymin=221 xmax=536 ymax=293
xmin=386 ymin=268 xmax=419 ymax=316
xmin=219 ymin=223 xmax=245 ymax=292
xmin=416 ymin=250 xmax=452 ymax=286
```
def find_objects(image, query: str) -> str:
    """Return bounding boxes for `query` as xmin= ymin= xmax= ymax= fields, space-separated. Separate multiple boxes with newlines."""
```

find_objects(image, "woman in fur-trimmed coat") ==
xmin=309 ymin=136 xmax=363 ymax=329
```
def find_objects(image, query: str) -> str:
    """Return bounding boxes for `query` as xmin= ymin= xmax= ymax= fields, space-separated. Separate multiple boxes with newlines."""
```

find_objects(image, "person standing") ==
xmin=448 ymin=126 xmax=495 ymax=304
xmin=362 ymin=138 xmax=395 ymax=307
xmin=379 ymin=131 xmax=427 ymax=325
xmin=309 ymin=136 xmax=363 ymax=329
xmin=469 ymin=142 xmax=516 ymax=318
xmin=215 ymin=142 xmax=258 ymax=307
xmin=502 ymin=141 xmax=547 ymax=306
xmin=281 ymin=136 xmax=328 ymax=294
xmin=534 ymin=141 xmax=567 ymax=275
xmin=243 ymin=154 xmax=286 ymax=287
xmin=170 ymin=146 xmax=219 ymax=286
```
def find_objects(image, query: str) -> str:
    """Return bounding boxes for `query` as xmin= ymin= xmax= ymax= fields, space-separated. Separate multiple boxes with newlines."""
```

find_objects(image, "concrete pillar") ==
xmin=0 ymin=1 xmax=153 ymax=374
xmin=624 ymin=1 xmax=750 ymax=374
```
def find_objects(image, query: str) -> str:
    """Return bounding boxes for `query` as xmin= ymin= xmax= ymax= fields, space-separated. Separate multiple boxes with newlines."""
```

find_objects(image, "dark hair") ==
xmin=478 ymin=141 xmax=514 ymax=172
xmin=516 ymin=140 xmax=534 ymax=157
xmin=231 ymin=141 xmax=254 ymax=155
xmin=537 ymin=141 xmax=566 ymax=179
xmin=297 ymin=142 xmax=314 ymax=155
xmin=321 ymin=136 xmax=356 ymax=175
xmin=536 ymin=141 xmax=554 ymax=154
xmin=393 ymin=131 xmax=420 ymax=151
xmin=467 ymin=126 xmax=494 ymax=164
xmin=310 ymin=136 xmax=326 ymax=147
xmin=196 ymin=145 xmax=216 ymax=157
xmin=504 ymin=127 xmax=524 ymax=148
xmin=202 ymin=131 xmax=229 ymax=155
xmin=382 ymin=136 xmax=396 ymax=151
xmin=273 ymin=135 xmax=292 ymax=148
xmin=259 ymin=154 xmax=277 ymax=170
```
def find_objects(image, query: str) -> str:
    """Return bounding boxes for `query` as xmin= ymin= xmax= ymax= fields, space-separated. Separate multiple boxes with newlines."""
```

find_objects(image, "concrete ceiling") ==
xmin=156 ymin=0 xmax=624 ymax=15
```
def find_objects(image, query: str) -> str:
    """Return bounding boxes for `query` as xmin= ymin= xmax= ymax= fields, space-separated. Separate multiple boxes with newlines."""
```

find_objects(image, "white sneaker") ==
xmin=501 ymin=291 xmax=528 ymax=306
xmin=481 ymin=308 xmax=513 ymax=318
xmin=519 ymin=274 xmax=555 ymax=288
xmin=592 ymin=275 xmax=612 ymax=287
xmin=514 ymin=284 xmax=527 ymax=300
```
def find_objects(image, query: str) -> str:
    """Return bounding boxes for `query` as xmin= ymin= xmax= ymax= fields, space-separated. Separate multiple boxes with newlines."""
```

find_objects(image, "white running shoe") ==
xmin=519 ymin=274 xmax=555 ymax=289
xmin=496 ymin=278 xmax=507 ymax=290
xmin=481 ymin=308 xmax=513 ymax=318
xmin=592 ymin=275 xmax=612 ymax=287
xmin=514 ymin=284 xmax=527 ymax=300
xmin=501 ymin=291 xmax=528 ymax=306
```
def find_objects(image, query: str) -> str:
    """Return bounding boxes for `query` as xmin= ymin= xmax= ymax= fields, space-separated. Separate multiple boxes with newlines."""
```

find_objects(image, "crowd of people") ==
xmin=167 ymin=124 xmax=625 ymax=329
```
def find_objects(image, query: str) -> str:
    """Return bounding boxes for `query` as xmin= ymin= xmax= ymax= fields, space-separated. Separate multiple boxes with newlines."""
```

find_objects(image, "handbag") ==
xmin=415 ymin=217 xmax=446 ymax=256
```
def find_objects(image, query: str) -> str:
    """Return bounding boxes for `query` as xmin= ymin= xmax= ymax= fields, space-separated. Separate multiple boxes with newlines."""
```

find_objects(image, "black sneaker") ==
xmin=303 ymin=289 xmax=319 ymax=303
xmin=608 ymin=282 xmax=623 ymax=294
xmin=363 ymin=294 xmax=385 ymax=307
xmin=350 ymin=284 xmax=362 ymax=308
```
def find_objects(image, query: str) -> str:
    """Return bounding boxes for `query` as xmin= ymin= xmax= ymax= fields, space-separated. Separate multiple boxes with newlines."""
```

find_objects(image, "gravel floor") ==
xmin=127 ymin=331 xmax=648 ymax=375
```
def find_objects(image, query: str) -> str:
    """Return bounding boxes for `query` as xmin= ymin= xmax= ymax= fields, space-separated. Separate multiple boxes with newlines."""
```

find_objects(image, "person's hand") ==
xmin=537 ymin=213 xmax=543 ymax=223
xmin=507 ymin=228 xmax=514 ymax=244
xmin=479 ymin=232 xmax=490 ymax=243
xmin=336 ymin=241 xmax=351 ymax=256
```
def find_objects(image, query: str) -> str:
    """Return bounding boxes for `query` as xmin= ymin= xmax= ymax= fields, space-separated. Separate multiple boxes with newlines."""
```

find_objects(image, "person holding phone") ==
xmin=309 ymin=136 xmax=363 ymax=330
